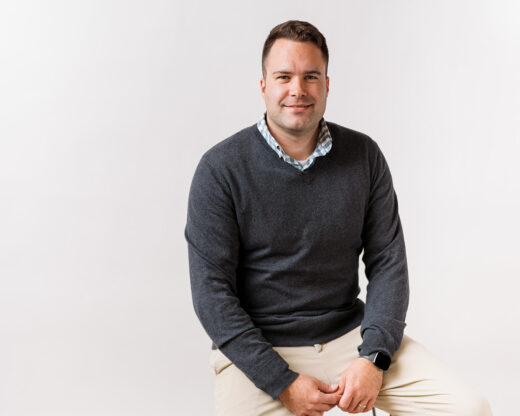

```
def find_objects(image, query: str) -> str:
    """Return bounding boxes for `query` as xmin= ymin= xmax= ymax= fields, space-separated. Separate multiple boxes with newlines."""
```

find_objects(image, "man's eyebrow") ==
xmin=272 ymin=70 xmax=322 ymax=75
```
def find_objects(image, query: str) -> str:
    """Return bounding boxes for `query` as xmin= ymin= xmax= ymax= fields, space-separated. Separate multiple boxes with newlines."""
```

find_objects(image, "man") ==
xmin=185 ymin=20 xmax=492 ymax=416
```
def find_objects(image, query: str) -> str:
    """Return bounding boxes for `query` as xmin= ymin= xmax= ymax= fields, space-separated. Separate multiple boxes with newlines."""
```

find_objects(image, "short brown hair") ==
xmin=262 ymin=20 xmax=329 ymax=77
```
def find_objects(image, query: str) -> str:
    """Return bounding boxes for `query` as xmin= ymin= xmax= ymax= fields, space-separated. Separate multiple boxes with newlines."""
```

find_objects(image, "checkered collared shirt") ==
xmin=256 ymin=114 xmax=333 ymax=171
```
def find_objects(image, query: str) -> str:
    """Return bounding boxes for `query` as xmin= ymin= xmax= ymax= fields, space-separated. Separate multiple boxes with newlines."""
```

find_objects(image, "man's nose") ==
xmin=290 ymin=77 xmax=306 ymax=97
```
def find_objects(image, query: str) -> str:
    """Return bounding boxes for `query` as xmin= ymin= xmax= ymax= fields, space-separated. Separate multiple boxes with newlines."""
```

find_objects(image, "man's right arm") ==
xmin=184 ymin=156 xmax=298 ymax=399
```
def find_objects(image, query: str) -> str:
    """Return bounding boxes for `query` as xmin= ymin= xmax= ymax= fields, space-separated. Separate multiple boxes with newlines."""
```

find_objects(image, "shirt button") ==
xmin=314 ymin=344 xmax=323 ymax=353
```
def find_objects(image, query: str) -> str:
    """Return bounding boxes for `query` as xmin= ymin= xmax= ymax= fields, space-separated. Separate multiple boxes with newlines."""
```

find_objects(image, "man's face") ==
xmin=261 ymin=38 xmax=329 ymax=139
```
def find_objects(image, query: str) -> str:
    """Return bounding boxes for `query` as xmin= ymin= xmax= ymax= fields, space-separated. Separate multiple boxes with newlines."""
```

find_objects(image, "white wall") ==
xmin=1 ymin=1 xmax=519 ymax=415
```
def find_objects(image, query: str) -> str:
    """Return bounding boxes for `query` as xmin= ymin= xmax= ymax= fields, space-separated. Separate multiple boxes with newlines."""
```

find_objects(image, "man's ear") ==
xmin=260 ymin=78 xmax=266 ymax=97
xmin=326 ymin=76 xmax=330 ymax=95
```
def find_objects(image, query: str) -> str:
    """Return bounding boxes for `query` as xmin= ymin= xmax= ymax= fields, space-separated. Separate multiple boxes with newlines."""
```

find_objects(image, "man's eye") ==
xmin=277 ymin=76 xmax=289 ymax=80
xmin=305 ymin=75 xmax=318 ymax=80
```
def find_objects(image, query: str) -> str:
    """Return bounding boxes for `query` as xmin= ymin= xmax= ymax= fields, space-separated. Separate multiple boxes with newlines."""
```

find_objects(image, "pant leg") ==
xmin=209 ymin=338 xmax=343 ymax=416
xmin=209 ymin=344 xmax=331 ymax=416
xmin=323 ymin=327 xmax=493 ymax=416
xmin=376 ymin=334 xmax=492 ymax=416
xmin=209 ymin=326 xmax=493 ymax=416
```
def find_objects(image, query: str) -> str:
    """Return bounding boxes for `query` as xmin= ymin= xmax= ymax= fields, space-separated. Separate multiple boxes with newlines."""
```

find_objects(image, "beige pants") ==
xmin=209 ymin=326 xmax=492 ymax=416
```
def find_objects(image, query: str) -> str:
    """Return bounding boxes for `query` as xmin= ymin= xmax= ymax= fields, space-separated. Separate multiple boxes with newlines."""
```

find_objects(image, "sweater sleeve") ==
xmin=358 ymin=142 xmax=410 ymax=359
xmin=184 ymin=156 xmax=299 ymax=399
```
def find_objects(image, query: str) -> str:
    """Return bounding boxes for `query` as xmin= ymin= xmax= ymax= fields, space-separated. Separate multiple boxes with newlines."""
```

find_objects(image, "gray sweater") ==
xmin=184 ymin=122 xmax=409 ymax=399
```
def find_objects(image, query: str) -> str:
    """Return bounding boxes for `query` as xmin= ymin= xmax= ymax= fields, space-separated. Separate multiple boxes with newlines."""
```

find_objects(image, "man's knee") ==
xmin=453 ymin=389 xmax=492 ymax=416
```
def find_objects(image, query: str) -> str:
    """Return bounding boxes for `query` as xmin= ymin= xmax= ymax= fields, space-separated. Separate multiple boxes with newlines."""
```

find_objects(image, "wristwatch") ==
xmin=360 ymin=351 xmax=391 ymax=371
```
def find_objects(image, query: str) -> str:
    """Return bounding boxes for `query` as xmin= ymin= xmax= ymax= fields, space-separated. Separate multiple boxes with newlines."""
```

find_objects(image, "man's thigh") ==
xmin=324 ymin=328 xmax=491 ymax=416
xmin=209 ymin=348 xmax=293 ymax=416
xmin=208 ymin=327 xmax=361 ymax=416
xmin=209 ymin=326 xmax=492 ymax=416
xmin=373 ymin=334 xmax=492 ymax=416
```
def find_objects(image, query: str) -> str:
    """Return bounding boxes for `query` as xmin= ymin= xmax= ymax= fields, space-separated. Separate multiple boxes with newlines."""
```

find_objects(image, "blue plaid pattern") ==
xmin=256 ymin=114 xmax=332 ymax=171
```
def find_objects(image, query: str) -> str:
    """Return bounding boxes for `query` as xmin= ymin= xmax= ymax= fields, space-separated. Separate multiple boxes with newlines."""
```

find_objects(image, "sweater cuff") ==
xmin=250 ymin=354 xmax=299 ymax=399
xmin=218 ymin=335 xmax=300 ymax=400
xmin=357 ymin=321 xmax=406 ymax=359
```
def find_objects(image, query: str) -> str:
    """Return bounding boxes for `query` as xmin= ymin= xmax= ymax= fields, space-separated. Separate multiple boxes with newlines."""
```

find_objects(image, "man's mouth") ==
xmin=284 ymin=104 xmax=313 ymax=111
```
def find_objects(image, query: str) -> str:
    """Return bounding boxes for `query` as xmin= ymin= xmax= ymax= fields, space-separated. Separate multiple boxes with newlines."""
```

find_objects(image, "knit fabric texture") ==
xmin=184 ymin=121 xmax=409 ymax=399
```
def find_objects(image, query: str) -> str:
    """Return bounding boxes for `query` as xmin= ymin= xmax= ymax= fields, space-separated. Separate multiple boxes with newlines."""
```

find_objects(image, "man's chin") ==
xmin=282 ymin=119 xmax=315 ymax=134
xmin=267 ymin=114 xmax=318 ymax=136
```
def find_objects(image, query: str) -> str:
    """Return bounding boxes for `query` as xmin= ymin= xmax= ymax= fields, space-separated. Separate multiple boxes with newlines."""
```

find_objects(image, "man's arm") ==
xmin=337 ymin=141 xmax=409 ymax=413
xmin=359 ymin=141 xmax=409 ymax=358
xmin=185 ymin=156 xmax=298 ymax=399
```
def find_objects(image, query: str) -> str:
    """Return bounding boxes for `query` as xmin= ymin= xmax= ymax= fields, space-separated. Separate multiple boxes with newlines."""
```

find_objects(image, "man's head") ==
xmin=262 ymin=20 xmax=329 ymax=78
xmin=260 ymin=20 xmax=330 ymax=140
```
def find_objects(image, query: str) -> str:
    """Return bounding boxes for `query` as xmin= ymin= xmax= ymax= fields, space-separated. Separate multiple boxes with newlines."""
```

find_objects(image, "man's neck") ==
xmin=265 ymin=118 xmax=319 ymax=161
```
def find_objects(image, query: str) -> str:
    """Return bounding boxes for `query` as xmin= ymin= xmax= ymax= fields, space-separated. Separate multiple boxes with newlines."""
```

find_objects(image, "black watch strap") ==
xmin=360 ymin=351 xmax=391 ymax=371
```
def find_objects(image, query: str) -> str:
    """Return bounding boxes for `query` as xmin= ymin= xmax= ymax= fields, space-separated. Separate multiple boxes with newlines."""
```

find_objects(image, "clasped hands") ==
xmin=278 ymin=357 xmax=383 ymax=416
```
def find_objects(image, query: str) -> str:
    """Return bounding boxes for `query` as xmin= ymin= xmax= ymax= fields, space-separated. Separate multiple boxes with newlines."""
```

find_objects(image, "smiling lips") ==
xmin=284 ymin=103 xmax=313 ymax=112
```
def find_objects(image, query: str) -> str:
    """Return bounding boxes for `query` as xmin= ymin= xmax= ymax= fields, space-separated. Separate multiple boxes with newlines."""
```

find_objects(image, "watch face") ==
xmin=374 ymin=352 xmax=391 ymax=370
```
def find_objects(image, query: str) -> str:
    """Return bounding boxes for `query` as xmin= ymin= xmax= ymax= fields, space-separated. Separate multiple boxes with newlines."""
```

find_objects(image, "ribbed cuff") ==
xmin=251 ymin=353 xmax=299 ymax=399
xmin=357 ymin=322 xmax=406 ymax=359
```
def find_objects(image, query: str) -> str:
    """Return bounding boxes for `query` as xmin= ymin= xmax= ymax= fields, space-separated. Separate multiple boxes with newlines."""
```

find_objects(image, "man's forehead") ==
xmin=269 ymin=38 xmax=322 ymax=54
xmin=266 ymin=39 xmax=326 ymax=69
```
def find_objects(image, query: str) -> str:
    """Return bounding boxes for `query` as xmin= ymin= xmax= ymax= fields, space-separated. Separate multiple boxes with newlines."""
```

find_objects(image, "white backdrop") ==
xmin=1 ymin=1 xmax=519 ymax=415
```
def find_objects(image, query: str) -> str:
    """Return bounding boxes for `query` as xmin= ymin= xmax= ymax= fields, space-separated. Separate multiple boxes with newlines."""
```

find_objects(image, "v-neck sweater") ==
xmin=185 ymin=121 xmax=409 ymax=399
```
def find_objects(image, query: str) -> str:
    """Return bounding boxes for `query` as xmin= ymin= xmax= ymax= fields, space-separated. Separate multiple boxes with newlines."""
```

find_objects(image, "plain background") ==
xmin=1 ymin=1 xmax=519 ymax=415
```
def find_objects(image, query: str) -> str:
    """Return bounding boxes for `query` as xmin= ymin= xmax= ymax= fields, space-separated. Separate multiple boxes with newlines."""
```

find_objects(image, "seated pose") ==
xmin=185 ymin=19 xmax=493 ymax=416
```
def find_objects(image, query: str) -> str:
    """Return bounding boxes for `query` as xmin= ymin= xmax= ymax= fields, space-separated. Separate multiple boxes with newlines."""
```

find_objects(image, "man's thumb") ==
xmin=318 ymin=380 xmax=338 ymax=392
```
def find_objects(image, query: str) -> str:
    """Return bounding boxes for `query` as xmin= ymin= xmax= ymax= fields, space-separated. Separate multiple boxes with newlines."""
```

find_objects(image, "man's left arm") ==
xmin=338 ymin=141 xmax=409 ymax=413
xmin=359 ymin=141 xmax=409 ymax=360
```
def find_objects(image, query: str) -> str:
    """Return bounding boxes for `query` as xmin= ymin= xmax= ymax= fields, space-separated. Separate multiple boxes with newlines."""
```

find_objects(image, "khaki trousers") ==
xmin=209 ymin=326 xmax=492 ymax=416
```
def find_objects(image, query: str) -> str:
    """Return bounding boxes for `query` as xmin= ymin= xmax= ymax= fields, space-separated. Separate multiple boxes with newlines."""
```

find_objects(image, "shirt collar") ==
xmin=256 ymin=114 xmax=333 ymax=165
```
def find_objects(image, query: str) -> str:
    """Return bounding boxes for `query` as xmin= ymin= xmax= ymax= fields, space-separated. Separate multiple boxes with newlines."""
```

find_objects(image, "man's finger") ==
xmin=338 ymin=376 xmax=346 ymax=395
xmin=347 ymin=394 xmax=365 ymax=413
xmin=316 ymin=380 xmax=338 ymax=393
xmin=339 ymin=389 xmax=353 ymax=411
xmin=317 ymin=391 xmax=340 ymax=405
xmin=365 ymin=397 xmax=377 ymax=412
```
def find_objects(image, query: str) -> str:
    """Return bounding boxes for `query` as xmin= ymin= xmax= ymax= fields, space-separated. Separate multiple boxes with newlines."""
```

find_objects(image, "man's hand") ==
xmin=279 ymin=374 xmax=340 ymax=416
xmin=336 ymin=357 xmax=383 ymax=413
